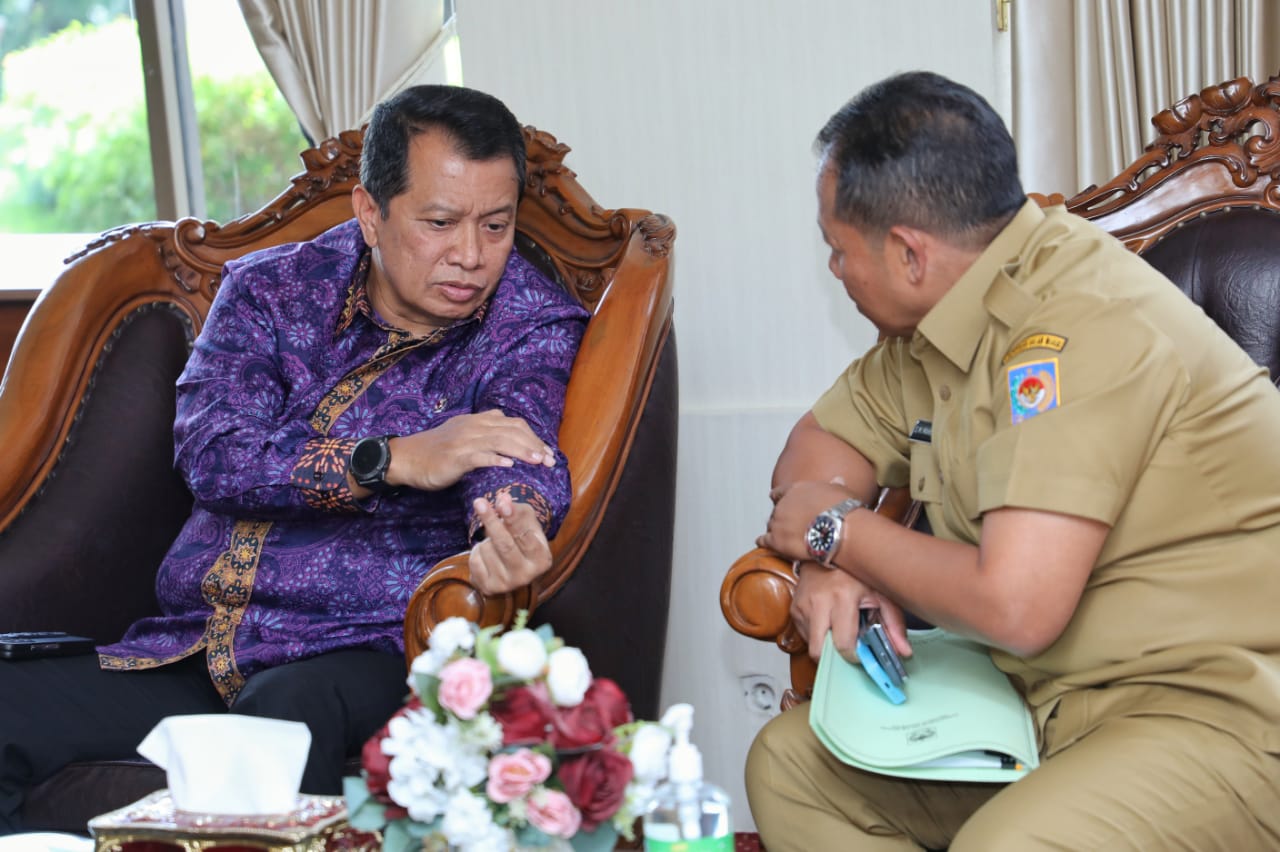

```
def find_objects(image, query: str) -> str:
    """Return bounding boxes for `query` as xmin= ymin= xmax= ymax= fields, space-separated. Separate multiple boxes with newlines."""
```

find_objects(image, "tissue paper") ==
xmin=138 ymin=714 xmax=311 ymax=815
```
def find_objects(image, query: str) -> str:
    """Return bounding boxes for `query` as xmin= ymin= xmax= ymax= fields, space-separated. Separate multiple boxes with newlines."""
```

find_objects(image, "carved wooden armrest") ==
xmin=402 ymin=553 xmax=534 ymax=661
xmin=719 ymin=486 xmax=922 ymax=706
xmin=720 ymin=547 xmax=816 ymax=708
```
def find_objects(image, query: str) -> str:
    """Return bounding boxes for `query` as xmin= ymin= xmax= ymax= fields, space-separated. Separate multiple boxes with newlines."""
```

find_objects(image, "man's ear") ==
xmin=886 ymin=225 xmax=928 ymax=286
xmin=351 ymin=184 xmax=380 ymax=246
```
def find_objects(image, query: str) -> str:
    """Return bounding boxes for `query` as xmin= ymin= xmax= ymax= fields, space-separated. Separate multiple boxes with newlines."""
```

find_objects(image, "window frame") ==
xmin=135 ymin=0 xmax=206 ymax=221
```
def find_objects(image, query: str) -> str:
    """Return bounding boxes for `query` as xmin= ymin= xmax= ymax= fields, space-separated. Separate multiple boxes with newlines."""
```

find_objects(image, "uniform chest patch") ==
xmin=1002 ymin=332 xmax=1067 ymax=364
xmin=1007 ymin=358 xmax=1060 ymax=424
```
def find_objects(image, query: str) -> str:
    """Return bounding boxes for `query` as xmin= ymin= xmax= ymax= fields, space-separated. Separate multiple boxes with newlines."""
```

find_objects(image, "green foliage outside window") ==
xmin=0 ymin=5 xmax=307 ymax=232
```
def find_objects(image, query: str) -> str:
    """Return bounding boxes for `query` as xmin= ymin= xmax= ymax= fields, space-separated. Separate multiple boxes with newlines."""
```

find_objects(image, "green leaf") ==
xmin=346 ymin=797 xmax=388 ymax=832
xmin=515 ymin=823 xmax=554 ymax=847
xmin=571 ymin=823 xmax=620 ymax=852
xmin=416 ymin=673 xmax=443 ymax=715
xmin=407 ymin=817 xmax=441 ymax=838
xmin=382 ymin=818 xmax=419 ymax=852
xmin=342 ymin=775 xmax=372 ymax=812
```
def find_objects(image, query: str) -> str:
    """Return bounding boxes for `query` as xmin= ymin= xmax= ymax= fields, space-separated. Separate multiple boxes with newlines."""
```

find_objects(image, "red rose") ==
xmin=557 ymin=747 xmax=634 ymax=832
xmin=551 ymin=678 xmax=633 ymax=750
xmin=360 ymin=698 xmax=419 ymax=820
xmin=490 ymin=683 xmax=556 ymax=746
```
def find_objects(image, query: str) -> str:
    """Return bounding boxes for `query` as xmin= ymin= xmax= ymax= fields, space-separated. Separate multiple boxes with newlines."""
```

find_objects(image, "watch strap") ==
xmin=806 ymin=496 xmax=864 ymax=567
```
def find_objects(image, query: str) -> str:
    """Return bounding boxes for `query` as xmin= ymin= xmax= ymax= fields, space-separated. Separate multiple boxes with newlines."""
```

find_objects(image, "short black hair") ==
xmin=360 ymin=84 xmax=526 ymax=218
xmin=816 ymin=71 xmax=1025 ymax=244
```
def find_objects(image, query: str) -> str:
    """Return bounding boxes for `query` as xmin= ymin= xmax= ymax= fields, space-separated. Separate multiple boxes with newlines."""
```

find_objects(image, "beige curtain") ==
xmin=238 ymin=0 xmax=453 ymax=144
xmin=1013 ymin=0 xmax=1280 ymax=198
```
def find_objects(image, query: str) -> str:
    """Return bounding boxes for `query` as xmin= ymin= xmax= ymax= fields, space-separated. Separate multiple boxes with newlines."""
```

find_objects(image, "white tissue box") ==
xmin=86 ymin=789 xmax=378 ymax=851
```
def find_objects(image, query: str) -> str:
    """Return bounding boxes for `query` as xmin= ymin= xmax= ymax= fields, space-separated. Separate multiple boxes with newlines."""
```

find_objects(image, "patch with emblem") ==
xmin=1007 ymin=358 xmax=1060 ymax=424
xmin=1002 ymin=333 xmax=1067 ymax=365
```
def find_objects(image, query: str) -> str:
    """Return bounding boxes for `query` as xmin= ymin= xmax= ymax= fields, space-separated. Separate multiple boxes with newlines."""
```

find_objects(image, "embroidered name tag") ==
xmin=908 ymin=420 xmax=933 ymax=443
xmin=1002 ymin=333 xmax=1067 ymax=365
xmin=1008 ymin=358 xmax=1060 ymax=424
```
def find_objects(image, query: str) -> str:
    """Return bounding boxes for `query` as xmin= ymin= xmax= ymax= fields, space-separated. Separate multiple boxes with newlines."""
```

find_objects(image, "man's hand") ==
xmin=468 ymin=491 xmax=552 ymax=595
xmin=791 ymin=562 xmax=912 ymax=663
xmin=386 ymin=410 xmax=555 ymax=492
xmin=758 ymin=479 xmax=858 ymax=564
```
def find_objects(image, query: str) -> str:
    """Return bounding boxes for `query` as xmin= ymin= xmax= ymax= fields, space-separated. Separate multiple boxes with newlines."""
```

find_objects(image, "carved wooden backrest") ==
xmin=1060 ymin=74 xmax=1280 ymax=247
xmin=721 ymin=71 xmax=1280 ymax=708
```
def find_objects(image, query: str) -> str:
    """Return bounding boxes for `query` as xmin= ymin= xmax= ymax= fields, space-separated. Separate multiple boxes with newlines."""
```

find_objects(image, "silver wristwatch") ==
xmin=805 ymin=497 xmax=864 ymax=566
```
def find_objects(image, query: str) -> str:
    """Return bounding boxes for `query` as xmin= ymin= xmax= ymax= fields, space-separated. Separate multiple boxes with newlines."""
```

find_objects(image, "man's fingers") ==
xmin=830 ymin=609 xmax=860 ymax=664
xmin=470 ymin=497 xmax=549 ymax=594
xmin=874 ymin=598 xmax=914 ymax=658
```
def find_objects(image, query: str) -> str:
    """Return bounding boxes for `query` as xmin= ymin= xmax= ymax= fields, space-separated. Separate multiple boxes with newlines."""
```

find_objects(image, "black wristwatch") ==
xmin=349 ymin=435 xmax=393 ymax=492
xmin=805 ymin=497 xmax=864 ymax=566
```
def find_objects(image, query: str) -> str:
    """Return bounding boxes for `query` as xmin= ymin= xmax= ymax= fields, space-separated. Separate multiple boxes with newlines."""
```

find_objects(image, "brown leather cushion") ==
xmin=0 ymin=305 xmax=193 ymax=640
xmin=1140 ymin=207 xmax=1280 ymax=383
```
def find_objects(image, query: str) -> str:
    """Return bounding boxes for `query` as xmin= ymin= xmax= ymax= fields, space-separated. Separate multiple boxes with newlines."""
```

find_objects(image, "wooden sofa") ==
xmin=721 ymin=71 xmax=1280 ymax=708
xmin=0 ymin=126 xmax=677 ymax=833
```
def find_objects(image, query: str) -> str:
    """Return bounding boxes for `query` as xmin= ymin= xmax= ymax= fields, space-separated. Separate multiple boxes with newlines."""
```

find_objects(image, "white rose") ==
xmin=408 ymin=646 xmax=447 ymax=681
xmin=546 ymin=646 xmax=592 ymax=706
xmin=627 ymin=722 xmax=673 ymax=784
xmin=496 ymin=628 xmax=548 ymax=680
xmin=429 ymin=616 xmax=477 ymax=656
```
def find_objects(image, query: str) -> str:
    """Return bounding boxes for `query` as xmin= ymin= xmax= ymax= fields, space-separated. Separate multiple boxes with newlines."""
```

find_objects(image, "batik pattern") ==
xmin=98 ymin=218 xmax=589 ymax=700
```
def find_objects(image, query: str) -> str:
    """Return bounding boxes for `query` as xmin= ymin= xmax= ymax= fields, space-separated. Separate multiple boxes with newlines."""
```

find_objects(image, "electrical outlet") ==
xmin=739 ymin=673 xmax=780 ymax=717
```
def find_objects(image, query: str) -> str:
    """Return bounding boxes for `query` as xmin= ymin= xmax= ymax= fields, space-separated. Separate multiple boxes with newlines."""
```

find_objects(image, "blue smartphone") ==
xmin=855 ymin=637 xmax=906 ymax=704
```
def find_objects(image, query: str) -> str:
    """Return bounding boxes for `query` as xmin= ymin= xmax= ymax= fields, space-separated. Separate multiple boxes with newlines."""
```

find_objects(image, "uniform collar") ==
xmin=913 ymin=200 xmax=1044 ymax=371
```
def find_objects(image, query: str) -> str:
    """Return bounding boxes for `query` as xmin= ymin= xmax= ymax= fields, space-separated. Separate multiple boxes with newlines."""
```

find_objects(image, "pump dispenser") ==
xmin=643 ymin=703 xmax=732 ymax=850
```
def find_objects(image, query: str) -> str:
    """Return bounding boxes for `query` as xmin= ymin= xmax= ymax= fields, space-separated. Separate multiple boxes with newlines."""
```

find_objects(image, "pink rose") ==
xmin=437 ymin=657 xmax=493 ymax=720
xmin=486 ymin=749 xmax=552 ymax=803
xmin=527 ymin=788 xmax=582 ymax=839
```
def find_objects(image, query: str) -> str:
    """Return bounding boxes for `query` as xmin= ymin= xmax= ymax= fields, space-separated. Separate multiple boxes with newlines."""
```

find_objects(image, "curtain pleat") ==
xmin=1014 ymin=0 xmax=1280 ymax=197
xmin=237 ymin=0 xmax=449 ymax=144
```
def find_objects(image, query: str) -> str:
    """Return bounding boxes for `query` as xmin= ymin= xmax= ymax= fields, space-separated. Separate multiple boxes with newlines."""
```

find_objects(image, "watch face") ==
xmin=806 ymin=514 xmax=838 ymax=562
xmin=351 ymin=436 xmax=389 ymax=484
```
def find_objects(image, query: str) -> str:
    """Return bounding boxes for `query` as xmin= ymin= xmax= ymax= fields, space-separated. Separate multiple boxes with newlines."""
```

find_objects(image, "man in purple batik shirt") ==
xmin=0 ymin=85 xmax=588 ymax=832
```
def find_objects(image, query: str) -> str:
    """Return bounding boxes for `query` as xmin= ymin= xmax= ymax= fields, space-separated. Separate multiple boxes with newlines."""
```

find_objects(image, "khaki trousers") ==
xmin=745 ymin=703 xmax=1280 ymax=851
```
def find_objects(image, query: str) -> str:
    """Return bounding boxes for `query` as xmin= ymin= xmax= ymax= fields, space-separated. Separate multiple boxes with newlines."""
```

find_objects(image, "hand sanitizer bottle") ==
xmin=643 ymin=704 xmax=733 ymax=851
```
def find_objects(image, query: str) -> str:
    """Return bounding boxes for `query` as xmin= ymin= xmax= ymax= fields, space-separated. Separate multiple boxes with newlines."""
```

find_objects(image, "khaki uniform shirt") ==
xmin=813 ymin=201 xmax=1280 ymax=756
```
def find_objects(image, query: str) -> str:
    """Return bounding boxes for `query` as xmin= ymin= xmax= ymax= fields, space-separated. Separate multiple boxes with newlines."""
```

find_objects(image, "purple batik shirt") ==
xmin=98 ymin=219 xmax=589 ymax=703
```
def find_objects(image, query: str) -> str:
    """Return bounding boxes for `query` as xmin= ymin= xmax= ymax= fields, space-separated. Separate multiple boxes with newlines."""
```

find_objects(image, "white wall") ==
xmin=458 ymin=1 xmax=1008 ymax=830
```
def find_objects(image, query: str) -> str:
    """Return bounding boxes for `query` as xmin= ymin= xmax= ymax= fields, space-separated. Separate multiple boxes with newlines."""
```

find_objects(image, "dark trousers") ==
xmin=0 ymin=649 xmax=409 ymax=833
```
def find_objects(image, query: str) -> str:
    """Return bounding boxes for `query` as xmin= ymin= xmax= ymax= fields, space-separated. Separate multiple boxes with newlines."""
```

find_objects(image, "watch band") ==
xmin=805 ymin=496 xmax=864 ymax=567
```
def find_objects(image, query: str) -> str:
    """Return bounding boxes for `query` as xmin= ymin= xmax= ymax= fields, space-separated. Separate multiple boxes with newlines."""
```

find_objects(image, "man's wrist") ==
xmin=349 ymin=434 xmax=394 ymax=492
xmin=805 ymin=496 xmax=864 ymax=567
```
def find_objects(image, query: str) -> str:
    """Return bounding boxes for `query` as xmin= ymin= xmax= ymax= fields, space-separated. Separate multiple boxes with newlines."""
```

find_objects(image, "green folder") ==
xmin=809 ymin=629 xmax=1040 ymax=783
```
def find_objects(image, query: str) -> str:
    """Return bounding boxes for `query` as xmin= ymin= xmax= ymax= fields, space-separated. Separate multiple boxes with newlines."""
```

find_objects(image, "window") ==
xmin=0 ymin=0 xmax=304 ymax=290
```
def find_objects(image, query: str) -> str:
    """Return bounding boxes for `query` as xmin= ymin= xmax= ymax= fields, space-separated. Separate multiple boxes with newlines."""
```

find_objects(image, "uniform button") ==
xmin=939 ymin=385 xmax=952 ymax=401
xmin=917 ymin=476 xmax=926 ymax=491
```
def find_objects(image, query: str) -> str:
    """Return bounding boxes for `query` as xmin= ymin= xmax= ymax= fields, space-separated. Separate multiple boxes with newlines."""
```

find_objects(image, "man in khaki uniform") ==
xmin=747 ymin=71 xmax=1280 ymax=851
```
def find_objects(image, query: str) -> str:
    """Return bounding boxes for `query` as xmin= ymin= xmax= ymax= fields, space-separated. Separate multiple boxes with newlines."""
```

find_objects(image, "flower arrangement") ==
xmin=344 ymin=614 xmax=674 ymax=852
